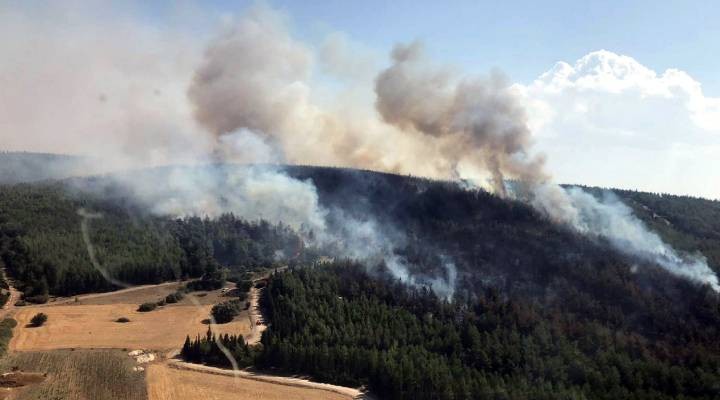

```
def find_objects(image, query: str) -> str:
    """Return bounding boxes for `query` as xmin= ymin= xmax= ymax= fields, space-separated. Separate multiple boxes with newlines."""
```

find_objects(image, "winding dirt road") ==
xmin=0 ymin=267 xmax=21 ymax=319
xmin=244 ymin=283 xmax=267 ymax=345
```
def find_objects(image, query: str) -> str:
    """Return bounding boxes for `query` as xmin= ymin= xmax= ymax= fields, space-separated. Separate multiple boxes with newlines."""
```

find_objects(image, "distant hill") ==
xmin=0 ymin=151 xmax=93 ymax=184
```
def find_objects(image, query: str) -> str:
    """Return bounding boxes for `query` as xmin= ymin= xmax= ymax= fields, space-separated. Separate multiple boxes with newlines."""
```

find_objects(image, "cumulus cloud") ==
xmin=520 ymin=50 xmax=720 ymax=199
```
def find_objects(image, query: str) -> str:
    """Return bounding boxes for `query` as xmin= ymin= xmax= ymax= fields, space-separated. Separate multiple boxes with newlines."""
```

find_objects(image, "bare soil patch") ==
xmin=0 ymin=372 xmax=45 ymax=388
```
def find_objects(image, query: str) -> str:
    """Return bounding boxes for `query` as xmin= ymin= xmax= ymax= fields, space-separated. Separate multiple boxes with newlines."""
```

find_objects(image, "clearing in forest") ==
xmin=10 ymin=287 xmax=251 ymax=352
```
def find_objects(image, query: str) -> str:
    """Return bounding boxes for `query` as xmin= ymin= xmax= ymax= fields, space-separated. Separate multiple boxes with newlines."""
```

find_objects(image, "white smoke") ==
xmin=109 ymin=163 xmax=327 ymax=234
xmin=325 ymin=213 xmax=457 ymax=300
xmin=529 ymin=183 xmax=720 ymax=291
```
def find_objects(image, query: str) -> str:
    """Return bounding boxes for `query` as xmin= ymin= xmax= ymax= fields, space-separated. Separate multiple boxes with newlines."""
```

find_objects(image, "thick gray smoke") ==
xmin=188 ymin=7 xmax=310 ymax=139
xmin=186 ymin=7 xmax=460 ymax=179
xmin=375 ymin=42 xmax=548 ymax=194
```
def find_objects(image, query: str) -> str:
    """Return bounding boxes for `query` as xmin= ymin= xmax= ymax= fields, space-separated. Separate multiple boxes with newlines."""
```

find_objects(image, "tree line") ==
xmin=0 ymin=182 xmax=300 ymax=300
xmin=245 ymin=263 xmax=720 ymax=400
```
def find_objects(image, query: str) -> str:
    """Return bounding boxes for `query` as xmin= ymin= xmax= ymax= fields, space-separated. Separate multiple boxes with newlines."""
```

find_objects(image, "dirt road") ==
xmin=0 ymin=267 xmax=21 ymax=319
xmin=244 ymin=267 xmax=288 ymax=345
xmin=244 ymin=284 xmax=267 ymax=345
xmin=5 ymin=268 xmax=369 ymax=399
xmin=167 ymin=360 xmax=364 ymax=399
xmin=46 ymin=280 xmax=184 ymax=306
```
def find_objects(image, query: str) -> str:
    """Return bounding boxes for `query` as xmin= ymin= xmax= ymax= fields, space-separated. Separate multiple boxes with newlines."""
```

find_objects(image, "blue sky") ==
xmin=140 ymin=0 xmax=720 ymax=94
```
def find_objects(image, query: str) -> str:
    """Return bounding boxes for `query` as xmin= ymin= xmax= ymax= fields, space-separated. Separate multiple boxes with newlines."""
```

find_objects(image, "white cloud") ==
xmin=521 ymin=50 xmax=720 ymax=199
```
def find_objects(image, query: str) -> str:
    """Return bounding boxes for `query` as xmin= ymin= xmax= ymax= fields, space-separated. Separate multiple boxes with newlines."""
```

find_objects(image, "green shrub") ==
xmin=165 ymin=291 xmax=185 ymax=304
xmin=25 ymin=294 xmax=49 ymax=304
xmin=30 ymin=312 xmax=47 ymax=327
xmin=0 ymin=318 xmax=17 ymax=356
xmin=137 ymin=302 xmax=157 ymax=312
xmin=0 ymin=292 xmax=9 ymax=308
xmin=236 ymin=279 xmax=253 ymax=292
xmin=211 ymin=300 xmax=242 ymax=324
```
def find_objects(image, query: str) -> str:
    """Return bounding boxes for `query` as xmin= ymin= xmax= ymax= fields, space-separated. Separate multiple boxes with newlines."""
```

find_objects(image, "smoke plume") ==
xmin=3 ymin=3 xmax=717 ymax=294
xmin=537 ymin=186 xmax=719 ymax=291
xmin=375 ymin=42 xmax=548 ymax=194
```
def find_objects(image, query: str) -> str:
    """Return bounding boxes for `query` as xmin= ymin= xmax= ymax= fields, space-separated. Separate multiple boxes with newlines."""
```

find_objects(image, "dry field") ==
xmin=11 ymin=294 xmax=252 ymax=352
xmin=3 ymin=280 xmax=364 ymax=400
xmin=146 ymin=363 xmax=353 ymax=400
xmin=0 ymin=349 xmax=146 ymax=400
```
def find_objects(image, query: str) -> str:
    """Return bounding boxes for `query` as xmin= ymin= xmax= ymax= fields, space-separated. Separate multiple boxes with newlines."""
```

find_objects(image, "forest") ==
xmin=0 ymin=181 xmax=299 ymax=298
xmin=1 ymin=163 xmax=719 ymax=308
xmin=182 ymin=263 xmax=720 ymax=399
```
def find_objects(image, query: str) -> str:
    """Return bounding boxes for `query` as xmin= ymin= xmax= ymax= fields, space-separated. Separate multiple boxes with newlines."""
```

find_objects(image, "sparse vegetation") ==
xmin=29 ymin=312 xmax=47 ymax=327
xmin=0 ymin=318 xmax=17 ymax=356
xmin=12 ymin=302 xmax=250 ymax=351
xmin=0 ymin=349 xmax=147 ymax=400
xmin=115 ymin=317 xmax=130 ymax=323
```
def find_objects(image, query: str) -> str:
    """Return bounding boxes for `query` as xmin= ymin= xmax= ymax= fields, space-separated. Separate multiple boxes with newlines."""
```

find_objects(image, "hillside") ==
xmin=0 ymin=178 xmax=300 ymax=297
xmin=1 ymin=162 xmax=719 ymax=300
xmin=1 ymin=159 xmax=720 ymax=398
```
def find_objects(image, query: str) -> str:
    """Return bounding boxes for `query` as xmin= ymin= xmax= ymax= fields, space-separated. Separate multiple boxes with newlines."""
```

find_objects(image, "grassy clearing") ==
xmin=0 ymin=349 xmax=146 ymax=400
